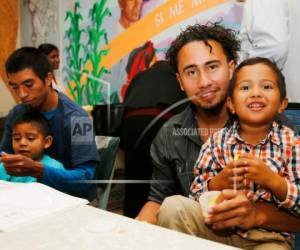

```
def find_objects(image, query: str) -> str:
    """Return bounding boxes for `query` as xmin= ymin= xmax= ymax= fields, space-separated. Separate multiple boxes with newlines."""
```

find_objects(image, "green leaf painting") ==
xmin=64 ymin=0 xmax=111 ymax=106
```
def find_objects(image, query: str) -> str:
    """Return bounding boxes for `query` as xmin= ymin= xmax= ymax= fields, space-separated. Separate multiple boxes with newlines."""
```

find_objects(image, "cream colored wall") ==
xmin=0 ymin=78 xmax=16 ymax=117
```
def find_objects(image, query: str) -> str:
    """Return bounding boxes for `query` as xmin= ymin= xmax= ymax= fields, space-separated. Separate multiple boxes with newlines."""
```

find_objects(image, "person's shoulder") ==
xmin=279 ymin=123 xmax=299 ymax=141
xmin=161 ymin=114 xmax=181 ymax=129
xmin=8 ymin=104 xmax=26 ymax=115
xmin=6 ymin=104 xmax=26 ymax=121
xmin=273 ymin=122 xmax=299 ymax=150
xmin=161 ymin=106 xmax=193 ymax=129
xmin=151 ymin=111 xmax=186 ymax=147
xmin=278 ymin=125 xmax=300 ymax=156
xmin=58 ymin=93 xmax=88 ymax=117
xmin=156 ymin=111 xmax=188 ymax=139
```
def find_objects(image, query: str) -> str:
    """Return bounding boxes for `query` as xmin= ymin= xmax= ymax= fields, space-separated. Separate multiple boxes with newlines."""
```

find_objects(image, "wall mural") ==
xmin=64 ymin=1 xmax=111 ymax=106
xmin=62 ymin=0 xmax=243 ymax=106
xmin=24 ymin=0 xmax=56 ymax=47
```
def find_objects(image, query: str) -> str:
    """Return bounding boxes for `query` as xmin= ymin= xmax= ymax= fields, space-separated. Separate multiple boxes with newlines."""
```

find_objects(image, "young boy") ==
xmin=0 ymin=109 xmax=63 ymax=182
xmin=190 ymin=57 xmax=299 ymax=249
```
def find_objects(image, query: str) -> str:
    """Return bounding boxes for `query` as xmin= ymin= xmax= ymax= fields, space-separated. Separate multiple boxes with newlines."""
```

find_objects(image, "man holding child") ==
xmin=138 ymin=23 xmax=300 ymax=249
xmin=0 ymin=47 xmax=99 ymax=200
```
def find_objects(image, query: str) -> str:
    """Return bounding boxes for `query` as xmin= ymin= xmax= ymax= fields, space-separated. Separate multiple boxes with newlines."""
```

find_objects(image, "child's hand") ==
xmin=1 ymin=153 xmax=42 ymax=177
xmin=0 ymin=151 xmax=7 ymax=162
xmin=208 ymin=161 xmax=245 ymax=190
xmin=239 ymin=154 xmax=276 ymax=189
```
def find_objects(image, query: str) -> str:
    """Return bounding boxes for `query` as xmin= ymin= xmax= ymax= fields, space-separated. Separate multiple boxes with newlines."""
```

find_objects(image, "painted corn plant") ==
xmin=64 ymin=1 xmax=84 ymax=105
xmin=64 ymin=0 xmax=110 ymax=106
xmin=83 ymin=0 xmax=111 ymax=105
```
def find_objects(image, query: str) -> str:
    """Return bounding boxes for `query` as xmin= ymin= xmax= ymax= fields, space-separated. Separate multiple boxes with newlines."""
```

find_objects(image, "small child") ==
xmin=191 ymin=57 xmax=300 ymax=245
xmin=0 ymin=109 xmax=63 ymax=182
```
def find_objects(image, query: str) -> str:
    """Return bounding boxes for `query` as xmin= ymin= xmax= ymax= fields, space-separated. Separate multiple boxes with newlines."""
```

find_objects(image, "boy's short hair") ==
xmin=5 ymin=47 xmax=52 ymax=82
xmin=38 ymin=43 xmax=59 ymax=56
xmin=228 ymin=57 xmax=287 ymax=100
xmin=12 ymin=108 xmax=51 ymax=137
xmin=166 ymin=22 xmax=240 ymax=73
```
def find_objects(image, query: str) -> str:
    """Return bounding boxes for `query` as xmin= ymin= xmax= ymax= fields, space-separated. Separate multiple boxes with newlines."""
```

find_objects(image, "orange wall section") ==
xmin=0 ymin=0 xmax=19 ymax=102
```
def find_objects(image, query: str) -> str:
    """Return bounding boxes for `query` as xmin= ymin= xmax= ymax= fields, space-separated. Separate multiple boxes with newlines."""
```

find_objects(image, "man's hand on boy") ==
xmin=1 ymin=153 xmax=43 ymax=178
xmin=208 ymin=161 xmax=245 ymax=190
xmin=205 ymin=189 xmax=260 ymax=230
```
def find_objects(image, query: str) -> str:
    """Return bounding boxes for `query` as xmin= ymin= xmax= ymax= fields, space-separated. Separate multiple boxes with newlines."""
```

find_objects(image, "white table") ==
xmin=0 ymin=205 xmax=239 ymax=250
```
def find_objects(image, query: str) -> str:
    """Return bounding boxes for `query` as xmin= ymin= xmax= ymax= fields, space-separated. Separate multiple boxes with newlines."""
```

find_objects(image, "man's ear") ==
xmin=228 ymin=60 xmax=235 ymax=80
xmin=226 ymin=96 xmax=236 ymax=115
xmin=45 ymin=72 xmax=53 ymax=88
xmin=44 ymin=135 xmax=53 ymax=150
xmin=176 ymin=73 xmax=185 ymax=91
xmin=278 ymin=97 xmax=288 ymax=114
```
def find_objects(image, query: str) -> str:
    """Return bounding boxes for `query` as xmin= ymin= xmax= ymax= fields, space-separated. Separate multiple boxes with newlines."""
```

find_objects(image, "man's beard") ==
xmin=200 ymin=96 xmax=227 ymax=116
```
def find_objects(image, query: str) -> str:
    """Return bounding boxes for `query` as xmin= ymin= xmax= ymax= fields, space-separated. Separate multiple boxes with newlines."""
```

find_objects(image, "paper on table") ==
xmin=0 ymin=181 xmax=88 ymax=232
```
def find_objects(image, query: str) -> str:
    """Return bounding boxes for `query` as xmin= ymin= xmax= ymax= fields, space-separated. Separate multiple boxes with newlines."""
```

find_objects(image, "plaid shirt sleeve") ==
xmin=274 ymin=136 xmax=300 ymax=215
xmin=190 ymin=138 xmax=223 ymax=201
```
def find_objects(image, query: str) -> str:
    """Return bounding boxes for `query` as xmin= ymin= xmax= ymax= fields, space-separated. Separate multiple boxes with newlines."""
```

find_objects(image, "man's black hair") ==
xmin=5 ymin=47 xmax=52 ymax=82
xmin=166 ymin=22 xmax=240 ymax=73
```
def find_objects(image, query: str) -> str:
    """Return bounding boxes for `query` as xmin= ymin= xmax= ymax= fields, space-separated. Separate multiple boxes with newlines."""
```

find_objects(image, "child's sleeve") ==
xmin=190 ymin=138 xmax=222 ymax=201
xmin=0 ymin=163 xmax=10 ymax=181
xmin=275 ymin=137 xmax=300 ymax=215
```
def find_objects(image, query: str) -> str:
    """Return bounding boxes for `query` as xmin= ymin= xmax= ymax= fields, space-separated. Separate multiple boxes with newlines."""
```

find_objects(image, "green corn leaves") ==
xmin=64 ymin=0 xmax=111 ymax=106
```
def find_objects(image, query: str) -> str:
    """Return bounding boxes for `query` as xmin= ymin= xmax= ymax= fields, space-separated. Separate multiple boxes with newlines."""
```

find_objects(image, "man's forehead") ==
xmin=196 ymin=39 xmax=224 ymax=54
xmin=7 ymin=68 xmax=38 ymax=81
xmin=178 ymin=41 xmax=225 ymax=66
xmin=181 ymin=40 xmax=223 ymax=55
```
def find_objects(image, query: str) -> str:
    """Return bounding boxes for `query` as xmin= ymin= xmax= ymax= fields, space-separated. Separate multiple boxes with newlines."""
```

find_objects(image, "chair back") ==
xmin=283 ymin=102 xmax=300 ymax=135
xmin=96 ymin=136 xmax=120 ymax=210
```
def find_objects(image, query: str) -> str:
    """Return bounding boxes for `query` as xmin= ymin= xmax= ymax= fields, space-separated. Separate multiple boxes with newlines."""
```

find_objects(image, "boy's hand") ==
xmin=1 ymin=153 xmax=43 ymax=178
xmin=208 ymin=161 xmax=245 ymax=190
xmin=239 ymin=154 xmax=276 ymax=189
